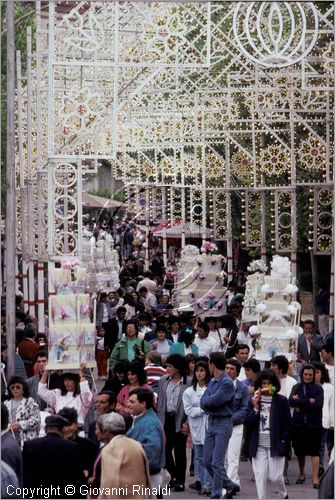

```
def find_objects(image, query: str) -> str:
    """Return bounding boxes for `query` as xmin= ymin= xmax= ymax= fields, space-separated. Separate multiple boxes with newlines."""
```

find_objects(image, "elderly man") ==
xmin=99 ymin=413 xmax=151 ymax=499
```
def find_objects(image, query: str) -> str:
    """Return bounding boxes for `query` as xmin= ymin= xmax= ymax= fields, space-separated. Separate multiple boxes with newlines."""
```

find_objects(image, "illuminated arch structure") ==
xmin=15 ymin=1 xmax=334 ymax=331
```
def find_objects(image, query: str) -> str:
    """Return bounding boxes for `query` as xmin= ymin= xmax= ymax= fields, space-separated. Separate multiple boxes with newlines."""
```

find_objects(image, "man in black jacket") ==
xmin=107 ymin=306 xmax=127 ymax=351
xmin=23 ymin=415 xmax=85 ymax=498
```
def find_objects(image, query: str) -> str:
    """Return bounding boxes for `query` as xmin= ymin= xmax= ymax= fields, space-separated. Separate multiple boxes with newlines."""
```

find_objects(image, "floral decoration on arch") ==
xmin=258 ymin=144 xmax=290 ymax=177
xmin=298 ymin=136 xmax=326 ymax=171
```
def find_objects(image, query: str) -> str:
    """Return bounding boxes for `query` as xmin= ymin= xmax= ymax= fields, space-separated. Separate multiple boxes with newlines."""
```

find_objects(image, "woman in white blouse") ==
xmin=38 ymin=363 xmax=93 ymax=426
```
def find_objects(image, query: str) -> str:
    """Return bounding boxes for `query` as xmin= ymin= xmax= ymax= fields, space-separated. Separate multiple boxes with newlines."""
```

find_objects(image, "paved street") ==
xmin=95 ymin=380 xmax=320 ymax=500
xmin=169 ymin=451 xmax=319 ymax=500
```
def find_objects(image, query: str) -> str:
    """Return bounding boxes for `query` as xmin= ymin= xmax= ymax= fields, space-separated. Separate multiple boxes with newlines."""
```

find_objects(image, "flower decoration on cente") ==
xmin=256 ymin=303 xmax=267 ymax=314
xmin=61 ymin=257 xmax=82 ymax=271
xmin=247 ymin=259 xmax=268 ymax=273
xmin=270 ymin=255 xmax=291 ymax=278
xmin=261 ymin=283 xmax=271 ymax=294
xmin=283 ymin=284 xmax=298 ymax=295
xmin=249 ymin=325 xmax=259 ymax=336
xmin=201 ymin=241 xmax=218 ymax=254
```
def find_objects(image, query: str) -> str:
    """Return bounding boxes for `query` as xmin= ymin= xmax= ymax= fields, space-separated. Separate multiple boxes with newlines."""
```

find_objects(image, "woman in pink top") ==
xmin=116 ymin=360 xmax=152 ymax=414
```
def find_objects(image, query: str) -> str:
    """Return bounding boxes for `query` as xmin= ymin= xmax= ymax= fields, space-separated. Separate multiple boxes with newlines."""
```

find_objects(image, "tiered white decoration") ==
xmin=175 ymin=245 xmax=201 ymax=311
xmin=242 ymin=260 xmax=267 ymax=321
xmin=48 ymin=258 xmax=96 ymax=370
xmin=250 ymin=255 xmax=301 ymax=361
xmin=176 ymin=242 xmax=227 ymax=317
xmin=82 ymin=231 xmax=120 ymax=293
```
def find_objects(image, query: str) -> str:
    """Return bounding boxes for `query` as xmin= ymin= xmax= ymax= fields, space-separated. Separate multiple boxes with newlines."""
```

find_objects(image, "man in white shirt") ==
xmin=235 ymin=344 xmax=250 ymax=382
xmin=138 ymin=287 xmax=157 ymax=310
xmin=270 ymin=355 xmax=297 ymax=398
xmin=321 ymin=342 xmax=334 ymax=385
xmin=194 ymin=321 xmax=219 ymax=357
xmin=136 ymin=271 xmax=158 ymax=293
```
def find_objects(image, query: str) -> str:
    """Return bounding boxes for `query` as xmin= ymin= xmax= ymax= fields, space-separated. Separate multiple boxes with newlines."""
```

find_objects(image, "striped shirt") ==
xmin=166 ymin=378 xmax=182 ymax=412
xmin=144 ymin=364 xmax=167 ymax=386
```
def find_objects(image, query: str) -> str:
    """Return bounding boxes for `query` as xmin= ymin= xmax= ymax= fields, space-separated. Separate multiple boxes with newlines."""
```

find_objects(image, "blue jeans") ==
xmin=194 ymin=444 xmax=211 ymax=489
xmin=203 ymin=416 xmax=234 ymax=496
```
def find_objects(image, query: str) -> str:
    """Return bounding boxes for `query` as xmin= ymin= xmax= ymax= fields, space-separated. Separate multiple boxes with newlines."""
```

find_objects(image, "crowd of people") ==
xmin=1 ymin=222 xmax=334 ymax=499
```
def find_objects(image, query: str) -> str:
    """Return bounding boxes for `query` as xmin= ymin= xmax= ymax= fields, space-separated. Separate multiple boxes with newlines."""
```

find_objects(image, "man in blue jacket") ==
xmin=224 ymin=359 xmax=250 ymax=494
xmin=127 ymin=388 xmax=165 ymax=496
xmin=201 ymin=352 xmax=239 ymax=499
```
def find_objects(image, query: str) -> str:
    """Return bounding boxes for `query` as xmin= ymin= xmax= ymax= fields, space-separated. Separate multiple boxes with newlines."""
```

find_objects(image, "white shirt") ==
xmin=102 ymin=304 xmax=109 ymax=323
xmin=237 ymin=366 xmax=246 ymax=382
xmin=278 ymin=375 xmax=297 ymax=399
xmin=321 ymin=383 xmax=334 ymax=429
xmin=142 ymin=292 xmax=157 ymax=309
xmin=325 ymin=364 xmax=334 ymax=385
xmin=194 ymin=335 xmax=219 ymax=357
xmin=171 ymin=333 xmax=179 ymax=344
xmin=38 ymin=381 xmax=93 ymax=425
xmin=136 ymin=278 xmax=157 ymax=293
xmin=208 ymin=328 xmax=227 ymax=351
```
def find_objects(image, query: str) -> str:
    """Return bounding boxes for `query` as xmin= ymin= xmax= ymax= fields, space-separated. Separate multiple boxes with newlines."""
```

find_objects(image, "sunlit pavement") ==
xmin=168 ymin=451 xmax=319 ymax=499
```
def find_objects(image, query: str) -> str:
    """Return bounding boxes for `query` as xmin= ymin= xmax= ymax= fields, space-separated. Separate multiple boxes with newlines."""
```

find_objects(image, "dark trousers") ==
xmin=164 ymin=413 xmax=188 ymax=485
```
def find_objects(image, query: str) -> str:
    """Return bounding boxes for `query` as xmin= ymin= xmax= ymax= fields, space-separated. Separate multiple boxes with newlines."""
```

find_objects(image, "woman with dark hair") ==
xmin=116 ymin=360 xmax=152 ymax=415
xmin=4 ymin=375 xmax=40 ymax=448
xmin=289 ymin=364 xmax=323 ymax=488
xmin=102 ymin=360 xmax=130 ymax=395
xmin=38 ymin=363 xmax=93 ymax=426
xmin=246 ymin=369 xmax=291 ymax=500
xmin=313 ymin=362 xmax=333 ymax=477
xmin=182 ymin=361 xmax=211 ymax=495
xmin=169 ymin=327 xmax=199 ymax=357
xmin=185 ymin=353 xmax=197 ymax=380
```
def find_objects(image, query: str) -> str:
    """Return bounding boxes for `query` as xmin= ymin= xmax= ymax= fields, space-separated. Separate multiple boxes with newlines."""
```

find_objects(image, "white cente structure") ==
xmin=13 ymin=1 xmax=334 ymax=333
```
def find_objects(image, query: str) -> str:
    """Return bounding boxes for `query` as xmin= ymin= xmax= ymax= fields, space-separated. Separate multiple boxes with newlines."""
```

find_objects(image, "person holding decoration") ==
xmin=38 ymin=363 xmax=93 ymax=427
xmin=245 ymin=369 xmax=291 ymax=500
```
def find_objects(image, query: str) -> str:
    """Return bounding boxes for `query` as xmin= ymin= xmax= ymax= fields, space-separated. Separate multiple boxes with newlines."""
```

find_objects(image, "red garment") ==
xmin=96 ymin=349 xmax=109 ymax=377
xmin=117 ymin=383 xmax=152 ymax=415
xmin=18 ymin=339 xmax=38 ymax=377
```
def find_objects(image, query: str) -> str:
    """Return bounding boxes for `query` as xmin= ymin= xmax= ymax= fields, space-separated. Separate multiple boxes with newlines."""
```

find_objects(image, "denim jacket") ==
xmin=200 ymin=372 xmax=235 ymax=417
xmin=232 ymin=379 xmax=250 ymax=426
